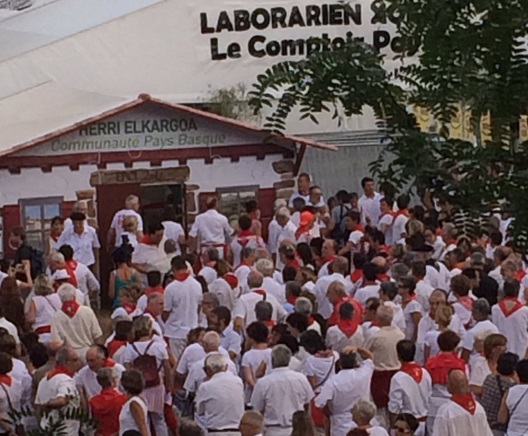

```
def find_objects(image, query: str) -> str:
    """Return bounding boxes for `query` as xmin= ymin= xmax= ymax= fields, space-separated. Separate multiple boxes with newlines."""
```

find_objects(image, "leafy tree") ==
xmin=248 ymin=1 xmax=528 ymax=248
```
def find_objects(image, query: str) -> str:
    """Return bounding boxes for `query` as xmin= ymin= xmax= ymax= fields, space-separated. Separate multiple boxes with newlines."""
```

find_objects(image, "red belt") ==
xmin=35 ymin=325 xmax=51 ymax=334
xmin=417 ymin=416 xmax=427 ymax=422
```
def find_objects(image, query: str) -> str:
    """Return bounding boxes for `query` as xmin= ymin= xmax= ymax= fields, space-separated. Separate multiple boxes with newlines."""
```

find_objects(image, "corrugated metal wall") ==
xmin=300 ymin=131 xmax=388 ymax=197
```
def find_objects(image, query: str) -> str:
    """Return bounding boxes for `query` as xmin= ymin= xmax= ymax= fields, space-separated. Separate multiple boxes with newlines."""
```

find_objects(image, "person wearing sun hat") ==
xmin=294 ymin=211 xmax=316 ymax=244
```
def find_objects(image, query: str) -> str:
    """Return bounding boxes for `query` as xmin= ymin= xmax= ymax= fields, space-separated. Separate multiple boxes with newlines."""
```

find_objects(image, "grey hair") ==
xmin=275 ymin=207 xmax=291 ymax=220
xmin=392 ymin=262 xmax=410 ymax=280
xmin=147 ymin=292 xmax=163 ymax=304
xmin=352 ymin=398 xmax=377 ymax=424
xmin=202 ymin=292 xmax=220 ymax=307
xmin=247 ymin=271 xmax=264 ymax=289
xmin=328 ymin=280 xmax=346 ymax=296
xmin=295 ymin=297 xmax=313 ymax=316
xmin=55 ymin=346 xmax=75 ymax=366
xmin=96 ymin=367 xmax=116 ymax=389
xmin=33 ymin=274 xmax=54 ymax=296
xmin=475 ymin=329 xmax=496 ymax=342
xmin=271 ymin=344 xmax=291 ymax=368
xmin=255 ymin=258 xmax=274 ymax=277
xmin=57 ymin=283 xmax=77 ymax=303
xmin=473 ymin=298 xmax=491 ymax=317
xmin=202 ymin=331 xmax=221 ymax=351
xmin=470 ymin=252 xmax=486 ymax=268
xmin=255 ymin=301 xmax=273 ymax=321
xmin=377 ymin=305 xmax=394 ymax=325
xmin=204 ymin=353 xmax=228 ymax=374
xmin=49 ymin=250 xmax=65 ymax=264
xmin=274 ymin=199 xmax=287 ymax=211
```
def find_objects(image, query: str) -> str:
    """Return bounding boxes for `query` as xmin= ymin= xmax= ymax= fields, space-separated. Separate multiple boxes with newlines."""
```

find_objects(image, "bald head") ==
xmin=372 ymin=256 xmax=387 ymax=272
xmin=448 ymin=369 xmax=469 ymax=395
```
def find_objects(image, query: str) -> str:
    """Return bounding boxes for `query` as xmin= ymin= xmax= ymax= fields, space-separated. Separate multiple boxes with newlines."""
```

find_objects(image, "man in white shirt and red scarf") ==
xmin=231 ymin=215 xmax=265 ymax=268
xmin=392 ymin=194 xmax=411 ymax=244
xmin=132 ymin=222 xmax=167 ymax=286
xmin=189 ymin=196 xmax=234 ymax=259
xmin=389 ymin=340 xmax=432 ymax=436
xmin=492 ymin=278 xmax=528 ymax=359
xmin=432 ymin=369 xmax=493 ymax=436
xmin=317 ymin=239 xmax=338 ymax=278
xmin=35 ymin=346 xmax=83 ymax=434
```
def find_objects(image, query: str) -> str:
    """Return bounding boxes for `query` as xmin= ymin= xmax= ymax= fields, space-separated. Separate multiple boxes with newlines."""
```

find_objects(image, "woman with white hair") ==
xmin=350 ymin=398 xmax=389 ymax=435
xmin=50 ymin=283 xmax=102 ymax=362
xmin=26 ymin=274 xmax=61 ymax=343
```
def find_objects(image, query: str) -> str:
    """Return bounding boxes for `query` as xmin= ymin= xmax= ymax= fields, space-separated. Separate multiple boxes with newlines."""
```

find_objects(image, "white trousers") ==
xmin=264 ymin=426 xmax=292 ymax=436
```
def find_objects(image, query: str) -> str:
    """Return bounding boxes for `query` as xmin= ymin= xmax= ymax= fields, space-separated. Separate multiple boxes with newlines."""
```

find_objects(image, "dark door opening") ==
xmin=139 ymin=184 xmax=185 ymax=230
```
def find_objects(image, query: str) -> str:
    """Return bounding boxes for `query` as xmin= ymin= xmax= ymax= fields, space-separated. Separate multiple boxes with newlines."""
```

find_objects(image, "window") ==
xmin=19 ymin=197 xmax=63 ymax=252
xmin=216 ymin=185 xmax=259 ymax=223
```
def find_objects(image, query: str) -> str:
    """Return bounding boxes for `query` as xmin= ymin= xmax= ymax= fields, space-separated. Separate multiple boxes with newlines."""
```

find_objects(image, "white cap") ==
xmin=51 ymin=269 xmax=70 ymax=281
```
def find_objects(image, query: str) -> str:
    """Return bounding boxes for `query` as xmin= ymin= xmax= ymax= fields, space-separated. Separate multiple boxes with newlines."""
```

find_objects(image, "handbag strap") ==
xmin=509 ymin=386 xmax=528 ymax=418
xmin=496 ymin=375 xmax=505 ymax=398
xmin=315 ymin=354 xmax=336 ymax=389
xmin=0 ymin=382 xmax=13 ymax=410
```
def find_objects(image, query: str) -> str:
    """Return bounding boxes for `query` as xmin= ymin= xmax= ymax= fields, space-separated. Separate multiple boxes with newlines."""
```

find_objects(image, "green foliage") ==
xmin=248 ymin=0 xmax=528 ymax=249
xmin=206 ymin=84 xmax=259 ymax=122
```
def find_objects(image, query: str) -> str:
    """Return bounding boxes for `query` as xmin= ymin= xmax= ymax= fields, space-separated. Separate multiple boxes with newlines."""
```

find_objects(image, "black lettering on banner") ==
xmin=251 ymin=8 xmax=271 ymax=30
xmin=228 ymin=42 xmax=242 ymax=58
xmin=344 ymin=4 xmax=362 ymax=25
xmin=248 ymin=35 xmax=266 ymax=58
xmin=332 ymin=36 xmax=345 ymax=49
xmin=305 ymin=5 xmax=321 ymax=26
xmin=234 ymin=10 xmax=250 ymax=31
xmin=306 ymin=38 xmax=321 ymax=56
xmin=328 ymin=4 xmax=343 ymax=25
xmin=200 ymin=12 xmax=215 ymax=34
xmin=216 ymin=11 xmax=234 ymax=32
xmin=266 ymin=40 xmax=281 ymax=56
xmin=281 ymin=39 xmax=306 ymax=56
xmin=373 ymin=30 xmax=391 ymax=50
xmin=270 ymin=7 xmax=287 ymax=28
xmin=322 ymin=4 xmax=329 ymax=25
xmin=210 ymin=38 xmax=227 ymax=60
xmin=288 ymin=6 xmax=306 ymax=27
xmin=371 ymin=0 xmax=387 ymax=25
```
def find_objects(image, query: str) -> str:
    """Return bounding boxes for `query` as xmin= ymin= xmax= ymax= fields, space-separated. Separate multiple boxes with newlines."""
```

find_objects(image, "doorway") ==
xmin=140 ymin=184 xmax=185 ymax=230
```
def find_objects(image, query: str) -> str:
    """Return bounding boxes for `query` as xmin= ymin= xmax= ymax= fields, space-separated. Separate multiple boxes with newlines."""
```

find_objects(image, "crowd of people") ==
xmin=0 ymin=173 xmax=527 ymax=436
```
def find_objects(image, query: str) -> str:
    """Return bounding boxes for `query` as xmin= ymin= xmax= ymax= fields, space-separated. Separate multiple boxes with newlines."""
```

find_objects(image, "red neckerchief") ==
xmin=400 ymin=362 xmax=423 ymax=383
xmin=237 ymin=231 xmax=255 ymax=247
xmin=499 ymin=297 xmax=524 ymax=317
xmin=337 ymin=318 xmax=359 ymax=337
xmin=0 ymin=374 xmax=12 ymax=386
xmin=238 ymin=229 xmax=254 ymax=238
xmin=174 ymin=271 xmax=190 ymax=282
xmin=377 ymin=273 xmax=390 ymax=282
xmin=50 ymin=231 xmax=61 ymax=242
xmin=370 ymin=320 xmax=380 ymax=327
xmin=426 ymin=352 xmax=466 ymax=385
xmin=451 ymin=393 xmax=477 ymax=415
xmin=379 ymin=245 xmax=392 ymax=255
xmin=145 ymin=285 xmax=164 ymax=296
xmin=140 ymin=235 xmax=157 ymax=246
xmin=328 ymin=297 xmax=363 ymax=327
xmin=320 ymin=255 xmax=337 ymax=266
xmin=295 ymin=227 xmax=311 ymax=240
xmin=253 ymin=289 xmax=267 ymax=297
xmin=107 ymin=339 xmax=127 ymax=358
xmin=286 ymin=295 xmax=297 ymax=305
xmin=61 ymin=300 xmax=80 ymax=318
xmin=350 ymin=269 xmax=363 ymax=283
xmin=356 ymin=224 xmax=365 ymax=232
xmin=249 ymin=211 xmax=259 ymax=221
xmin=223 ymin=273 xmax=239 ymax=289
xmin=308 ymin=315 xmax=315 ymax=326
xmin=380 ymin=211 xmax=394 ymax=220
xmin=47 ymin=365 xmax=74 ymax=380
xmin=515 ymin=270 xmax=527 ymax=282
xmin=456 ymin=296 xmax=473 ymax=311
xmin=285 ymin=258 xmax=301 ymax=271
xmin=122 ymin=303 xmax=136 ymax=315
xmin=104 ymin=358 xmax=116 ymax=368
xmin=264 ymin=320 xmax=276 ymax=328
xmin=394 ymin=209 xmax=410 ymax=218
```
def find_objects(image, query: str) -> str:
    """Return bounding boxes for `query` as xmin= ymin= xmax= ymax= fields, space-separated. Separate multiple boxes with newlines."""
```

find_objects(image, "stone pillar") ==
xmin=272 ymin=159 xmax=296 ymax=202
xmin=76 ymin=189 xmax=98 ymax=229
xmin=186 ymin=184 xmax=200 ymax=228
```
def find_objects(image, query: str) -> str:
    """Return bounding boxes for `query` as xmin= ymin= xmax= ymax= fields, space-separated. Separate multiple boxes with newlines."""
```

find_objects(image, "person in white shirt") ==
xmin=233 ymin=271 xmax=287 ymax=333
xmin=162 ymin=256 xmax=203 ymax=359
xmin=161 ymin=205 xmax=185 ymax=255
xmin=50 ymin=284 xmax=103 ymax=362
xmin=189 ymin=197 xmax=234 ymax=257
xmin=256 ymin=259 xmax=285 ymax=304
xmin=119 ymin=369 xmax=150 ymax=436
xmin=312 ymin=256 xmax=351 ymax=319
xmin=358 ymin=177 xmax=383 ymax=227
xmin=198 ymin=247 xmax=220 ymax=286
xmin=0 ymin=307 xmax=20 ymax=351
xmin=132 ymin=222 xmax=168 ymax=285
xmin=460 ymin=298 xmax=498 ymax=362
xmin=317 ymin=239 xmax=338 ymax=279
xmin=315 ymin=346 xmax=374 ymax=436
xmin=355 ymin=262 xmax=381 ymax=307
xmin=195 ymin=353 xmax=244 ymax=435
xmin=411 ymin=261 xmax=435 ymax=314
xmin=351 ymin=398 xmax=390 ymax=435
xmin=74 ymin=345 xmax=125 ymax=403
xmin=379 ymin=281 xmax=406 ymax=333
xmin=271 ymin=208 xmax=297 ymax=268
xmin=55 ymin=212 xmax=100 ymax=268
xmin=288 ymin=172 xmax=312 ymax=208
xmin=325 ymin=302 xmax=364 ymax=353
xmin=235 ymin=247 xmax=256 ymax=296
xmin=497 ymin=359 xmax=528 ymax=435
xmin=35 ymin=346 xmax=83 ymax=435
xmin=432 ymin=369 xmax=493 ymax=436
xmin=184 ymin=332 xmax=237 ymax=396
xmin=107 ymin=194 xmax=144 ymax=251
xmin=392 ymin=194 xmax=411 ymax=245
xmin=251 ymin=344 xmax=314 ymax=436
xmin=398 ymin=276 xmax=423 ymax=343
xmin=267 ymin=199 xmax=287 ymax=253
xmin=231 ymin=215 xmax=266 ymax=268
xmin=338 ymin=212 xmax=364 ymax=257
xmin=450 ymin=274 xmax=475 ymax=329
xmin=0 ymin=351 xmax=22 ymax=435
xmin=239 ymin=410 xmax=264 ymax=436
xmin=388 ymin=340 xmax=432 ymax=436
xmin=424 ymin=226 xmax=446 ymax=261
xmin=207 ymin=306 xmax=242 ymax=361
xmin=378 ymin=197 xmax=394 ymax=246
xmin=492 ymin=278 xmax=528 ymax=359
